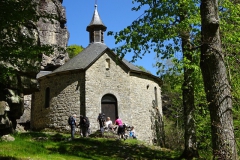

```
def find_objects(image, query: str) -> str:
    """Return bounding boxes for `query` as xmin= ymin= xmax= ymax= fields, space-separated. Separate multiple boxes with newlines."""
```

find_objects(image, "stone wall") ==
xmin=85 ymin=50 xmax=162 ymax=143
xmin=85 ymin=51 xmax=131 ymax=131
xmin=31 ymin=72 xmax=85 ymax=130
xmin=130 ymin=73 xmax=162 ymax=143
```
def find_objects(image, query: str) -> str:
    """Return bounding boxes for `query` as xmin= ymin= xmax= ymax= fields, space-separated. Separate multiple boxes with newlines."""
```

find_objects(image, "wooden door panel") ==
xmin=101 ymin=103 xmax=116 ymax=122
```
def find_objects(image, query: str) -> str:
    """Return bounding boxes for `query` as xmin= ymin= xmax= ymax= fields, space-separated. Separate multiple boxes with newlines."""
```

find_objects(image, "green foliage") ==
xmin=161 ymin=72 xmax=183 ymax=120
xmin=162 ymin=70 xmax=215 ymax=158
xmin=161 ymin=73 xmax=184 ymax=151
xmin=195 ymin=111 xmax=212 ymax=157
xmin=135 ymin=65 xmax=151 ymax=73
xmin=108 ymin=2 xmax=202 ymax=157
xmin=108 ymin=0 xmax=240 ymax=157
xmin=108 ymin=0 xmax=201 ymax=66
xmin=220 ymin=1 xmax=240 ymax=155
xmin=67 ymin=44 xmax=84 ymax=58
xmin=220 ymin=0 xmax=240 ymax=118
xmin=233 ymin=108 xmax=240 ymax=150
xmin=0 ymin=0 xmax=54 ymax=85
xmin=163 ymin=117 xmax=184 ymax=151
xmin=0 ymin=132 xmax=180 ymax=159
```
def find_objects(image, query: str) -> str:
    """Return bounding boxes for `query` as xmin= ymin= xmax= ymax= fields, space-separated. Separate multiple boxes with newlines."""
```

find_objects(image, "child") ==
xmin=129 ymin=126 xmax=137 ymax=139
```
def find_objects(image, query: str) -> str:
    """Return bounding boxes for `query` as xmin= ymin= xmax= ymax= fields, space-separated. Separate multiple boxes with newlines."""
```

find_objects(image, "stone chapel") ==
xmin=31 ymin=5 xmax=163 ymax=143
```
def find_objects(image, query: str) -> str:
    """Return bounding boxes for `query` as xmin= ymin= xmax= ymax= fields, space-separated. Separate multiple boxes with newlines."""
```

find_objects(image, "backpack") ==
xmin=83 ymin=117 xmax=90 ymax=128
xmin=68 ymin=116 xmax=75 ymax=125
xmin=80 ymin=116 xmax=90 ymax=128
xmin=98 ymin=113 xmax=105 ymax=126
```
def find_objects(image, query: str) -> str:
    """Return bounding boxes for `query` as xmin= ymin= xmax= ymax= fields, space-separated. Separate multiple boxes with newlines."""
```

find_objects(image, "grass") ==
xmin=0 ymin=131 xmax=180 ymax=160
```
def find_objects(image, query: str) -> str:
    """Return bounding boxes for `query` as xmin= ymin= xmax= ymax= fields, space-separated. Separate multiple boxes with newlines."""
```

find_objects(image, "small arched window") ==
xmin=154 ymin=87 xmax=158 ymax=106
xmin=105 ymin=58 xmax=110 ymax=70
xmin=45 ymin=87 xmax=50 ymax=108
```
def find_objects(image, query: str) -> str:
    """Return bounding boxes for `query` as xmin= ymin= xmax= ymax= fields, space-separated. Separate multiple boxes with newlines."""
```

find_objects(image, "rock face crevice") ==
xmin=0 ymin=0 xmax=70 ymax=135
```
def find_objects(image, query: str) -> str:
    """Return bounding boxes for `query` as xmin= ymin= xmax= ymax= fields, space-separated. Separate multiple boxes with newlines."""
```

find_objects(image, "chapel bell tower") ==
xmin=86 ymin=4 xmax=107 ymax=44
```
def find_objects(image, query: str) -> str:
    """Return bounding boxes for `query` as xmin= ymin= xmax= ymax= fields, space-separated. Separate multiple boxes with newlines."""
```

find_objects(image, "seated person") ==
xmin=129 ymin=126 xmax=137 ymax=139
xmin=105 ymin=117 xmax=114 ymax=130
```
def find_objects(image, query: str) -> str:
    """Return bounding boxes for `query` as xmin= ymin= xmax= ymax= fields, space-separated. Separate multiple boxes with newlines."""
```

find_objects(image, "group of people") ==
xmin=97 ymin=113 xmax=115 ymax=133
xmin=97 ymin=113 xmax=137 ymax=140
xmin=69 ymin=114 xmax=90 ymax=139
xmin=115 ymin=116 xmax=137 ymax=140
xmin=69 ymin=113 xmax=136 ymax=140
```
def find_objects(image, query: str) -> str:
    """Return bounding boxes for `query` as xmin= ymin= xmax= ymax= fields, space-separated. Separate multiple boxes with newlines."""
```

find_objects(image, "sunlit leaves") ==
xmin=220 ymin=0 xmax=240 ymax=110
xmin=108 ymin=0 xmax=201 ymax=74
xmin=67 ymin=45 xmax=84 ymax=58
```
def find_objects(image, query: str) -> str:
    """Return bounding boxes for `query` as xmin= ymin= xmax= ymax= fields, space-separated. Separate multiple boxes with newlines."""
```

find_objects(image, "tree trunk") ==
xmin=200 ymin=0 xmax=238 ymax=159
xmin=179 ymin=7 xmax=199 ymax=159
xmin=180 ymin=36 xmax=199 ymax=159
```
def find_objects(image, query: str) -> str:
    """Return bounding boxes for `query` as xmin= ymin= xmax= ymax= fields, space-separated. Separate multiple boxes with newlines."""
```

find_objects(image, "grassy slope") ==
xmin=0 ymin=132 xmax=180 ymax=160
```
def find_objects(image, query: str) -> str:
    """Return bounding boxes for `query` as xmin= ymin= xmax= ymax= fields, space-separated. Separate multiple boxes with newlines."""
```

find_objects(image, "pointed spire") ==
xmin=87 ymin=4 xmax=106 ymax=29
xmin=87 ymin=4 xmax=107 ymax=43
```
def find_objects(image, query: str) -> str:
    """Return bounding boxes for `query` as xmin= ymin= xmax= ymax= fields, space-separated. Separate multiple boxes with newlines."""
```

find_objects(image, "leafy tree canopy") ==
xmin=108 ymin=0 xmax=200 ymax=67
xmin=67 ymin=44 xmax=84 ymax=58
xmin=135 ymin=65 xmax=151 ymax=73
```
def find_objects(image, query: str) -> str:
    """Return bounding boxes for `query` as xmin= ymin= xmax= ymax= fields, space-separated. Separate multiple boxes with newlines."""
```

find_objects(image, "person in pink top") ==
xmin=114 ymin=116 xmax=124 ymax=139
xmin=115 ymin=116 xmax=123 ymax=126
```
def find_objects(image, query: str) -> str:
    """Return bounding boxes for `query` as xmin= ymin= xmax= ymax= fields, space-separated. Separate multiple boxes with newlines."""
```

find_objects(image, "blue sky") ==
xmin=62 ymin=1 xmax=159 ymax=75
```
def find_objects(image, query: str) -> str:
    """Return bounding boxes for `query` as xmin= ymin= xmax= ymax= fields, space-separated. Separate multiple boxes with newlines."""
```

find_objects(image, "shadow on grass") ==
xmin=16 ymin=131 xmax=68 ymax=141
xmin=0 ymin=156 xmax=18 ymax=160
xmin=0 ymin=156 xmax=35 ymax=160
xmin=15 ymin=132 xmax=49 ymax=138
xmin=48 ymin=137 xmax=181 ymax=160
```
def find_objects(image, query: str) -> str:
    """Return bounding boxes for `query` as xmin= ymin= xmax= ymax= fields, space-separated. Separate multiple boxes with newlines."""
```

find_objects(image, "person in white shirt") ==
xmin=105 ymin=117 xmax=113 ymax=130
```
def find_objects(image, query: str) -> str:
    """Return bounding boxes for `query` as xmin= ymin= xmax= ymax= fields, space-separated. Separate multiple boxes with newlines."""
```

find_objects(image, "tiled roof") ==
xmin=52 ymin=42 xmax=143 ymax=74
xmin=52 ymin=42 xmax=107 ymax=73
xmin=37 ymin=42 xmax=161 ymax=84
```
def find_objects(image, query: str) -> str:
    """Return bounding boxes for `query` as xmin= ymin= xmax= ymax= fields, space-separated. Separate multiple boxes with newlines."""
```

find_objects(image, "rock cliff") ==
xmin=38 ymin=0 xmax=69 ymax=70
xmin=0 ymin=0 xmax=69 ymax=134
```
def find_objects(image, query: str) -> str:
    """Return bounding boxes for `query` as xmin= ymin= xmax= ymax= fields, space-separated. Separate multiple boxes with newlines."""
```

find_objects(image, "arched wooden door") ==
xmin=101 ymin=94 xmax=118 ymax=122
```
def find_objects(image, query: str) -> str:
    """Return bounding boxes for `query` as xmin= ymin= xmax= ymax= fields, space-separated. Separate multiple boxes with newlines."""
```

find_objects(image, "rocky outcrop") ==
xmin=17 ymin=95 xmax=31 ymax=130
xmin=0 ymin=0 xmax=69 ymax=134
xmin=38 ymin=0 xmax=69 ymax=71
